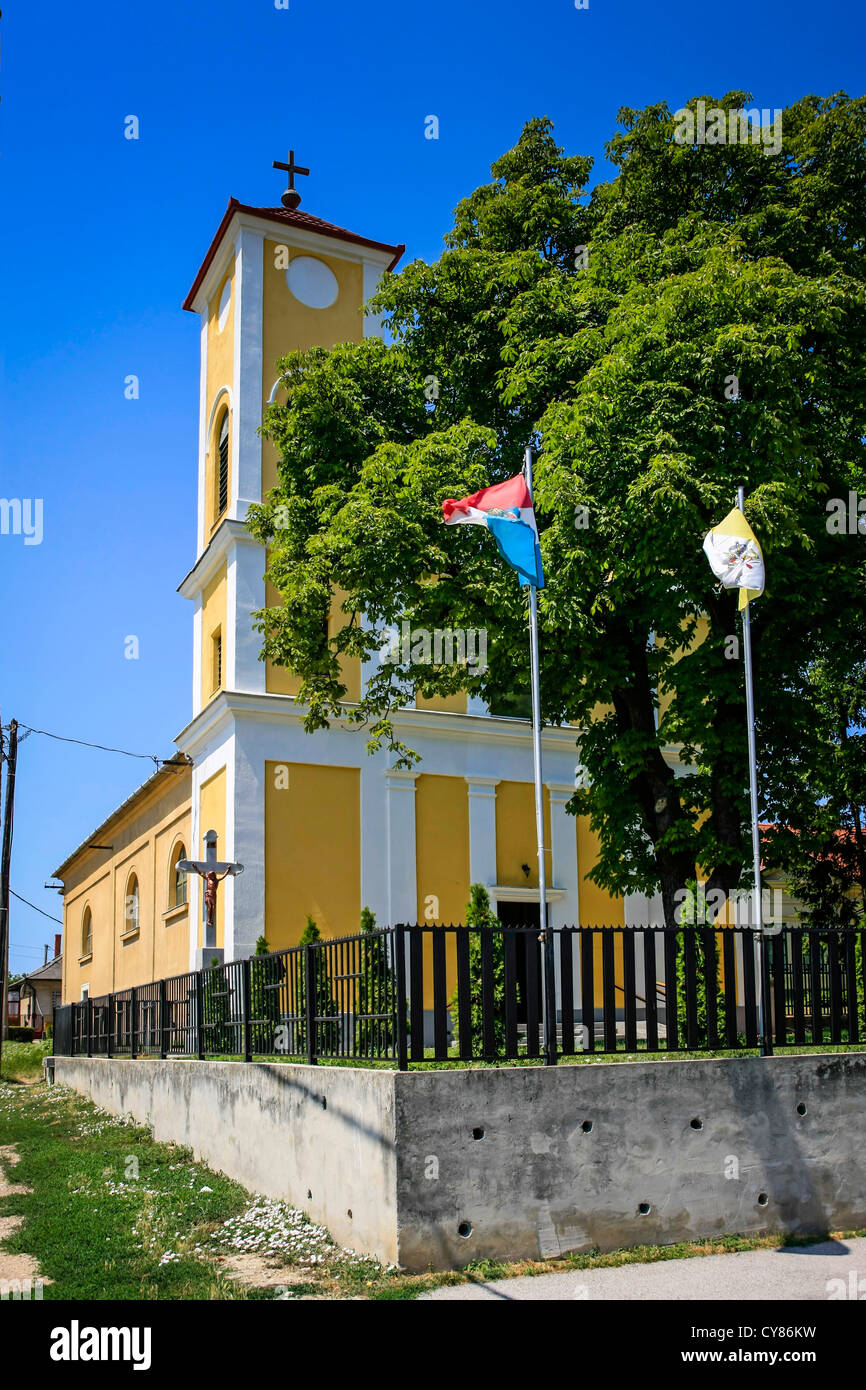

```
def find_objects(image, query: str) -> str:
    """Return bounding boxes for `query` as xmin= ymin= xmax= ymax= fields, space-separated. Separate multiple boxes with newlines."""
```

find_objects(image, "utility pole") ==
xmin=0 ymin=718 xmax=19 ymax=1062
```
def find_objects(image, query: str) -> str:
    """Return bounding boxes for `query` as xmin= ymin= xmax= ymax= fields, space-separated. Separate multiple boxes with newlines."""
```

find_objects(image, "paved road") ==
xmin=420 ymin=1237 xmax=866 ymax=1300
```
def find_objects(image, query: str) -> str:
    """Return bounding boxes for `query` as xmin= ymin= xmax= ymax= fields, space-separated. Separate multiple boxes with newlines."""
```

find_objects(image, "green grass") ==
xmin=0 ymin=1041 xmax=52 ymax=1083
xmin=0 ymin=1080 xmax=400 ymax=1300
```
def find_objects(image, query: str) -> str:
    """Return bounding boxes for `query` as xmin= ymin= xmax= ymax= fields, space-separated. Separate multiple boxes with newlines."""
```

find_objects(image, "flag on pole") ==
xmin=703 ymin=506 xmax=765 ymax=609
xmin=442 ymin=473 xmax=545 ymax=588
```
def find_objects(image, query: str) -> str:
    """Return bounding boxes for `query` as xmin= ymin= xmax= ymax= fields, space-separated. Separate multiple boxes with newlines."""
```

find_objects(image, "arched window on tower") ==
xmin=81 ymin=906 xmax=93 ymax=958
xmin=217 ymin=409 xmax=229 ymax=518
xmin=170 ymin=842 xmax=188 ymax=909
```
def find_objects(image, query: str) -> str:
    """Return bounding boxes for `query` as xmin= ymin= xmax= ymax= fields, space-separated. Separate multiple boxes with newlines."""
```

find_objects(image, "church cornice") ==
xmin=177 ymin=519 xmax=261 ymax=598
xmin=183 ymin=198 xmax=405 ymax=313
xmin=174 ymin=689 xmax=586 ymax=761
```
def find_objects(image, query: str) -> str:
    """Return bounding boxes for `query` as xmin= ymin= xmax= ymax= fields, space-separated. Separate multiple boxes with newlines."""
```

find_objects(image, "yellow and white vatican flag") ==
xmin=702 ymin=506 xmax=765 ymax=609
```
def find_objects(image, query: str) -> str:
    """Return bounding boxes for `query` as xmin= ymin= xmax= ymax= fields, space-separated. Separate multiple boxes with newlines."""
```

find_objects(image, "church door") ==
xmin=494 ymin=900 xmax=543 ymax=1025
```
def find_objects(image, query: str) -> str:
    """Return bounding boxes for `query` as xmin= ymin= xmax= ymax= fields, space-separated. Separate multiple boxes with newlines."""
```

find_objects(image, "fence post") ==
xmin=130 ymin=987 xmax=138 ymax=1060
xmin=242 ymin=958 xmax=252 ymax=1062
xmin=195 ymin=971 xmax=205 ymax=1059
xmin=86 ymin=996 xmax=93 ymax=1058
xmin=107 ymin=993 xmax=114 ymax=1059
xmin=305 ymin=943 xmax=317 ymax=1066
xmin=159 ymin=979 xmax=167 ymax=1059
xmin=394 ymin=927 xmax=408 ymax=1071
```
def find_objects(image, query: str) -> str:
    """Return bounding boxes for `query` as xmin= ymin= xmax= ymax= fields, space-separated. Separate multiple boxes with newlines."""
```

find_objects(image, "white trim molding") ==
xmin=490 ymin=885 xmax=566 ymax=903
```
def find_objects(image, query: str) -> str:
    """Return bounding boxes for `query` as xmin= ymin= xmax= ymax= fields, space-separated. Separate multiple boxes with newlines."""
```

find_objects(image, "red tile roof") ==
xmin=183 ymin=199 xmax=405 ymax=311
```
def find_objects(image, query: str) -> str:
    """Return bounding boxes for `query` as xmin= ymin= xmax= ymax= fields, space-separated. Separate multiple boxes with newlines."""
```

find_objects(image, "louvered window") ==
xmin=213 ymin=630 xmax=222 ymax=692
xmin=217 ymin=411 xmax=229 ymax=516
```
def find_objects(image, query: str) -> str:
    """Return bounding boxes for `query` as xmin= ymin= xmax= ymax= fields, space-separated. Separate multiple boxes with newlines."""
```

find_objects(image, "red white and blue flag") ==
xmin=442 ymin=472 xmax=545 ymax=588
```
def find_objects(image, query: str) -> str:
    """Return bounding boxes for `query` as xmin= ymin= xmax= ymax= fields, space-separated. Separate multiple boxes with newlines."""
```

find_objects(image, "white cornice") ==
xmin=174 ymin=688 xmax=585 ymax=761
xmin=190 ymin=211 xmax=395 ymax=315
xmin=177 ymin=521 xmax=263 ymax=599
xmin=490 ymin=885 xmax=566 ymax=903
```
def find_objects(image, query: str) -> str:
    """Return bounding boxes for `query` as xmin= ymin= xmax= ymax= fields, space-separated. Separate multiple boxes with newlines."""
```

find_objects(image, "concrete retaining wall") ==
xmin=53 ymin=1052 xmax=866 ymax=1272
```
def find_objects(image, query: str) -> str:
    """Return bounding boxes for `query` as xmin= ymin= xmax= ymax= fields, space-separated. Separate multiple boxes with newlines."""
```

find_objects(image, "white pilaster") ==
xmin=196 ymin=311 xmax=208 ymax=557
xmin=546 ymin=781 xmax=581 ymax=1018
xmin=233 ymin=227 xmax=264 ymax=520
xmin=362 ymin=260 xmax=385 ymax=339
xmin=385 ymin=769 xmax=418 ymax=925
xmin=360 ymin=755 xmax=389 ymax=927
xmin=230 ymin=540 xmax=267 ymax=694
xmin=228 ymin=727 xmax=265 ymax=961
xmin=546 ymin=783 xmax=580 ymax=928
xmin=191 ymin=592 xmax=203 ymax=719
xmin=465 ymin=776 xmax=499 ymax=888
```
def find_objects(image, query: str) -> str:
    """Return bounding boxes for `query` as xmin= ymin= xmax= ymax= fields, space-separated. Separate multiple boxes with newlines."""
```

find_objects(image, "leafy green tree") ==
xmin=249 ymin=933 xmax=283 ymax=1052
xmin=449 ymin=884 xmax=507 ymax=1055
xmin=354 ymin=906 xmax=403 ymax=1057
xmin=202 ymin=956 xmax=235 ymax=1054
xmin=296 ymin=916 xmax=340 ymax=1054
xmin=673 ymin=881 xmax=732 ymax=1046
xmin=249 ymin=97 xmax=866 ymax=926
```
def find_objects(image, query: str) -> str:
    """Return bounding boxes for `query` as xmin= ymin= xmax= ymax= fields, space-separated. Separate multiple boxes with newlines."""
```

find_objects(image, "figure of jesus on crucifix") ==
xmin=177 ymin=831 xmax=243 ymax=951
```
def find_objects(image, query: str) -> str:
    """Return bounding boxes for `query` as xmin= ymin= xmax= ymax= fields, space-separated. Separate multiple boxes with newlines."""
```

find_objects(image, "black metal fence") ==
xmin=53 ymin=924 xmax=865 ymax=1069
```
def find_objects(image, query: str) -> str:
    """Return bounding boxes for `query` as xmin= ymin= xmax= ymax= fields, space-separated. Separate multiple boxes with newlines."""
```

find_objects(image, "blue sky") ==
xmin=1 ymin=0 xmax=862 ymax=974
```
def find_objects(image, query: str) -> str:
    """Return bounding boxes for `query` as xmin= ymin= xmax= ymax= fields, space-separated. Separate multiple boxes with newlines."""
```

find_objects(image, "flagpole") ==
xmin=525 ymin=444 xmax=557 ymax=1066
xmin=737 ymin=486 xmax=771 ymax=1057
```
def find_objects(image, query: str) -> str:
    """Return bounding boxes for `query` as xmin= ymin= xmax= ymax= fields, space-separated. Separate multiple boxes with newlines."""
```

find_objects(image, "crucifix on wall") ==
xmin=177 ymin=831 xmax=243 ymax=950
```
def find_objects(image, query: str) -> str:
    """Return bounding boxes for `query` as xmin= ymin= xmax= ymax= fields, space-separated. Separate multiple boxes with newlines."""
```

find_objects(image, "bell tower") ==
xmin=179 ymin=157 xmax=404 ymax=718
xmin=175 ymin=157 xmax=403 ymax=966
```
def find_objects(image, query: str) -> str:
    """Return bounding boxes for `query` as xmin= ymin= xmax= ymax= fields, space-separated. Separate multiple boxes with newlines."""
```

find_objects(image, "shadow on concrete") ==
xmin=773 ymin=1238 xmax=851 ymax=1256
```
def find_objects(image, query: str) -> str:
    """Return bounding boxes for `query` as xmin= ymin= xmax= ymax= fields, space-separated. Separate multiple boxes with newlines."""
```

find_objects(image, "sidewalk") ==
xmin=420 ymin=1237 xmax=866 ymax=1300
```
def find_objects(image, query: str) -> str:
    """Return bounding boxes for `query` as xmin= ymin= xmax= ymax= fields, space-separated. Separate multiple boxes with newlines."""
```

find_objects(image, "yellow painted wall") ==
xmin=200 ymin=562 xmax=227 ymax=706
xmin=576 ymin=818 xmax=624 ymax=928
xmin=261 ymin=240 xmax=364 ymax=497
xmin=495 ymin=781 xmax=552 ymax=888
xmin=264 ymin=581 xmax=360 ymax=702
xmin=415 ymin=691 xmax=468 ymax=714
xmin=415 ymin=775 xmax=470 ymax=926
xmin=198 ymin=768 xmax=227 ymax=949
xmin=61 ymin=768 xmax=191 ymax=1002
xmin=264 ymin=565 xmax=302 ymax=696
xmin=658 ymin=615 xmax=710 ymax=726
xmin=205 ymin=266 xmax=235 ymax=535
xmin=415 ymin=774 xmax=470 ymax=1009
xmin=264 ymin=761 xmax=360 ymax=948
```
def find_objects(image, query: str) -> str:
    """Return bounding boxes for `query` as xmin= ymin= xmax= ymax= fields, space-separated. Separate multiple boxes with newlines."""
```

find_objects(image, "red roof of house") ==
xmin=183 ymin=199 xmax=405 ymax=311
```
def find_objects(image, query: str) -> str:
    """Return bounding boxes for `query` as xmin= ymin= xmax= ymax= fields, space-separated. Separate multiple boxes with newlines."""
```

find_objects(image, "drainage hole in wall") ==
xmin=796 ymin=1102 xmax=807 ymax=1116
xmin=321 ymin=1096 xmax=327 ymax=1109
xmin=347 ymin=1209 xmax=352 ymax=1219
xmin=690 ymin=1118 xmax=703 ymax=1130
xmin=307 ymin=1190 xmax=312 ymax=1200
xmin=581 ymin=1120 xmax=593 ymax=1133
xmin=472 ymin=1127 xmax=485 ymax=1141
xmin=757 ymin=1192 xmax=769 ymax=1207
xmin=637 ymin=1202 xmax=651 ymax=1216
xmin=457 ymin=1221 xmax=472 ymax=1238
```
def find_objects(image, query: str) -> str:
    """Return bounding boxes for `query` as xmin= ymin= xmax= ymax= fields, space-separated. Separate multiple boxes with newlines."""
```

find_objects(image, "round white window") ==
xmin=217 ymin=278 xmax=231 ymax=332
xmin=286 ymin=256 xmax=339 ymax=309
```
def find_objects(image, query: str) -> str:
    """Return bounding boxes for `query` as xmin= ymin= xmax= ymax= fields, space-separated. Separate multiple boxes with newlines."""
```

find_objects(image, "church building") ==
xmin=58 ymin=161 xmax=647 ymax=1010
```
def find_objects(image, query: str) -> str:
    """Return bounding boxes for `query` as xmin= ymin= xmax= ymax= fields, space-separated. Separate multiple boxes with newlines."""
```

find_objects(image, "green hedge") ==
xmin=7 ymin=1026 xmax=36 ymax=1042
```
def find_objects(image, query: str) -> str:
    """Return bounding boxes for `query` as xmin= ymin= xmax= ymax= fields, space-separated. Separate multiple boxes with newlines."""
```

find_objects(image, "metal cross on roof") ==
xmin=272 ymin=149 xmax=310 ymax=210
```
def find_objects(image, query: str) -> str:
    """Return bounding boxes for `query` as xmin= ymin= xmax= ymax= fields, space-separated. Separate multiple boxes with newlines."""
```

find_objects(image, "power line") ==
xmin=10 ymin=889 xmax=62 ymax=924
xmin=12 ymin=724 xmax=163 ymax=767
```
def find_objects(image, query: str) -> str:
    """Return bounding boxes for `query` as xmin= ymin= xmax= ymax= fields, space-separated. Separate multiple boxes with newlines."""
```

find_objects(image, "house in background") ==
xmin=6 ymin=981 xmax=21 ymax=1028
xmin=17 ymin=935 xmax=63 ymax=1038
